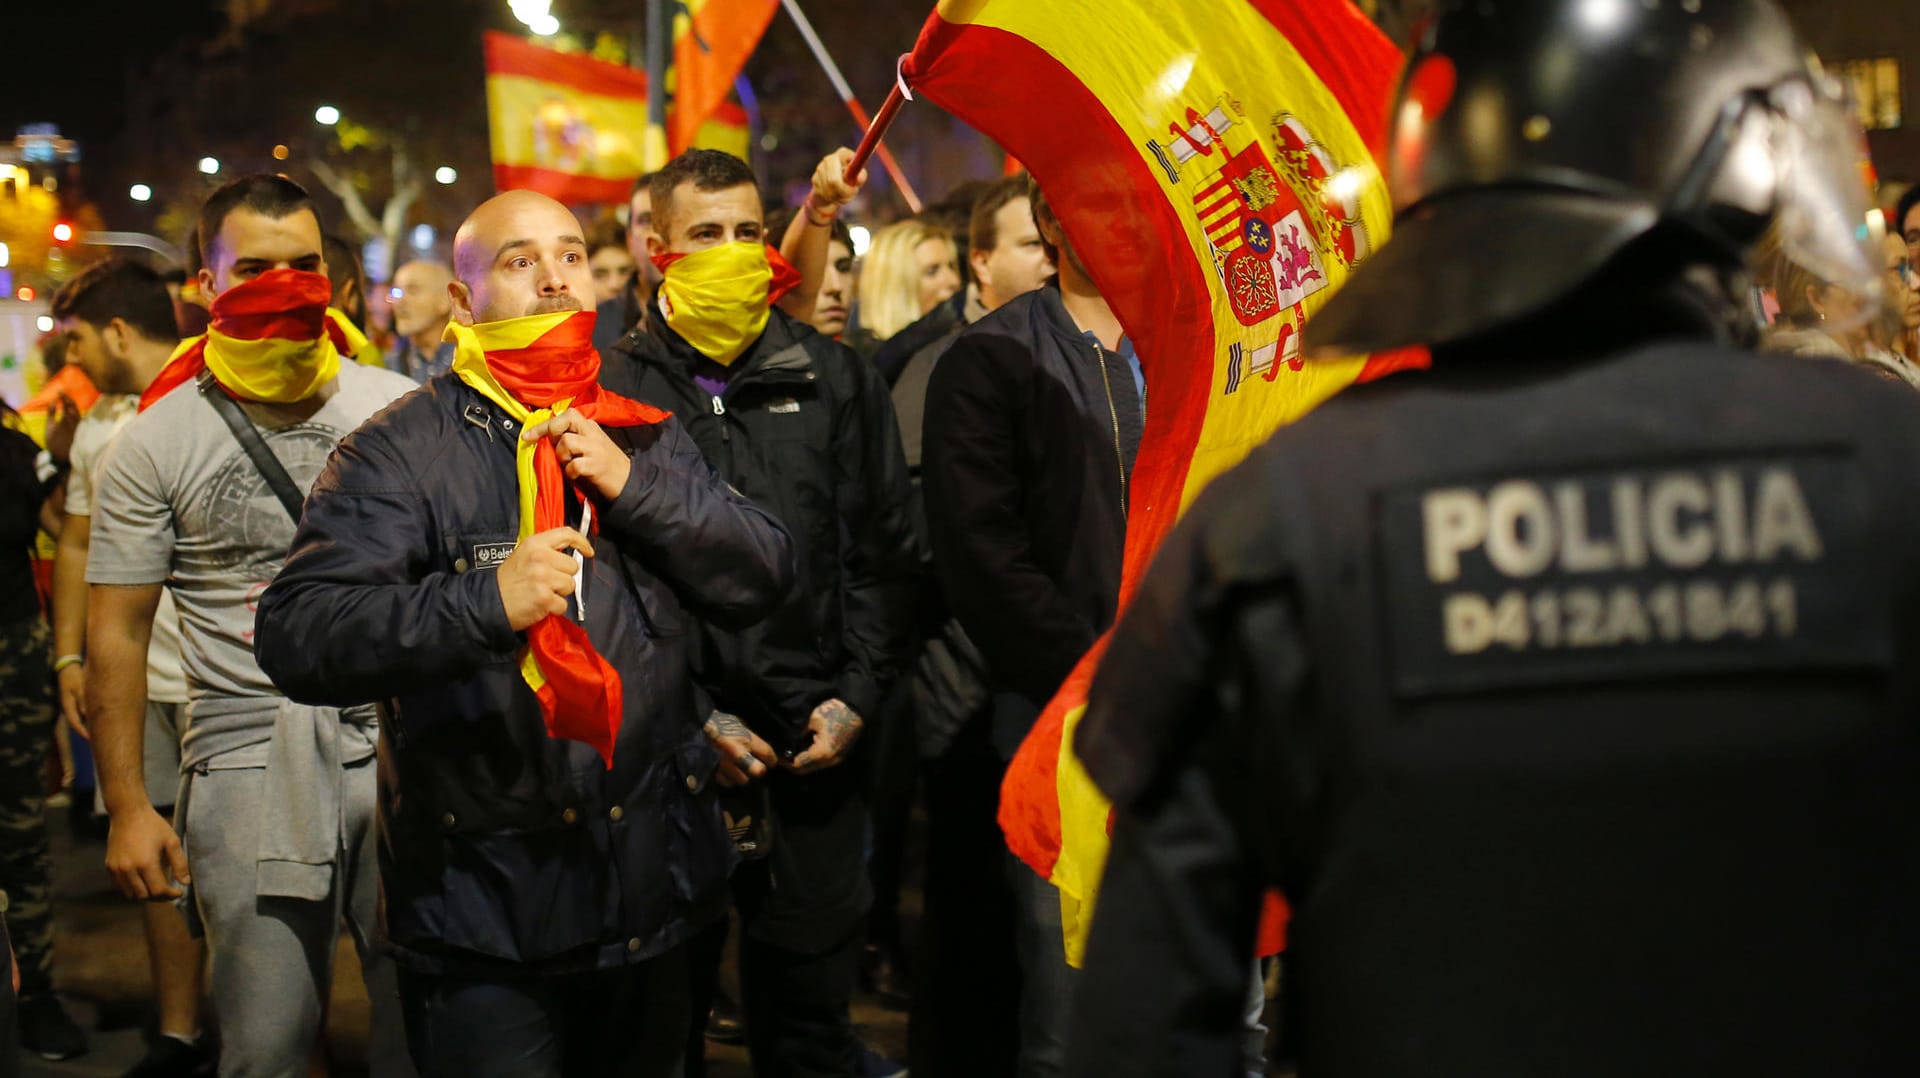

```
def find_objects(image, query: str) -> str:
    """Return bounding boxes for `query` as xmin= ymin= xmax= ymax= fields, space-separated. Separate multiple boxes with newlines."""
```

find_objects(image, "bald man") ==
xmin=254 ymin=190 xmax=795 ymax=1078
xmin=386 ymin=258 xmax=456 ymax=382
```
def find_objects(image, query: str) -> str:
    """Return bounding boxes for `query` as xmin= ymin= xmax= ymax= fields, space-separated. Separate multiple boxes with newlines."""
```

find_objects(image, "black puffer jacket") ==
xmin=255 ymin=376 xmax=793 ymax=975
xmin=603 ymin=305 xmax=919 ymax=747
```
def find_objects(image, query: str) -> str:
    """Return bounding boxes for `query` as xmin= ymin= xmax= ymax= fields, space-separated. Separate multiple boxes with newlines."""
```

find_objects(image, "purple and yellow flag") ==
xmin=901 ymin=0 xmax=1418 ymax=963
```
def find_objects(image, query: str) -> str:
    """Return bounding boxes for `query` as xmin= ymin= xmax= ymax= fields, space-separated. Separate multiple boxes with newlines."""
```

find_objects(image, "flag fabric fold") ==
xmin=484 ymin=31 xmax=751 ymax=204
xmin=668 ymin=0 xmax=780 ymax=156
xmin=447 ymin=309 xmax=672 ymax=767
xmin=900 ymin=0 xmax=1420 ymax=965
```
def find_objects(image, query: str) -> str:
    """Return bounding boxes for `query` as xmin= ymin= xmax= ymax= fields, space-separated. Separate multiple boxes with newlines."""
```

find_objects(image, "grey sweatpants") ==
xmin=181 ymin=755 xmax=409 ymax=1078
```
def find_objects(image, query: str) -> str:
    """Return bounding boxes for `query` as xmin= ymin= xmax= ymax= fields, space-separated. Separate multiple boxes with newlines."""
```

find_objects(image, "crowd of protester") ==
xmin=0 ymin=115 xmax=1915 ymax=1078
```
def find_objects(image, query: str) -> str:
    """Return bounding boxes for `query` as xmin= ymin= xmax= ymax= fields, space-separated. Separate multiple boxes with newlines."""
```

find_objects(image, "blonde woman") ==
xmin=855 ymin=219 xmax=961 ymax=352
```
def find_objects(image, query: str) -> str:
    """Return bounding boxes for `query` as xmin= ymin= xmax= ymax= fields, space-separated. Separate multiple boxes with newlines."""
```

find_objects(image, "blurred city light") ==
xmin=16 ymin=287 xmax=34 ymax=302
xmin=849 ymin=225 xmax=872 ymax=257
xmin=412 ymin=224 xmax=437 ymax=250
xmin=51 ymin=222 xmax=73 ymax=243
xmin=435 ymin=166 xmax=458 ymax=185
xmin=35 ymin=315 xmax=53 ymax=333
xmin=198 ymin=157 xmax=221 ymax=175
xmin=129 ymin=183 xmax=152 ymax=202
xmin=510 ymin=0 xmax=560 ymax=36
xmin=315 ymin=105 xmax=341 ymax=126
xmin=530 ymin=13 xmax=560 ymax=35
xmin=0 ymin=243 xmax=9 ymax=268
xmin=273 ymin=144 xmax=291 ymax=161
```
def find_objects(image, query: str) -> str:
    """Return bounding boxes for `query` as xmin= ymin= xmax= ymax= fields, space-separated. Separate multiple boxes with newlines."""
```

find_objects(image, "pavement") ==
xmin=20 ymin=809 xmax=910 ymax=1077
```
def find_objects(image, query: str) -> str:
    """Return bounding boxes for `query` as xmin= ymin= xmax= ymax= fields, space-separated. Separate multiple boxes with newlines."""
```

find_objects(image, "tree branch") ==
xmin=307 ymin=158 xmax=382 ymax=240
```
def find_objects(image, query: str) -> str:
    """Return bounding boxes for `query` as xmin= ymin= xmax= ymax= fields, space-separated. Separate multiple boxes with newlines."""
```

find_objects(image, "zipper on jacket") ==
xmin=1093 ymin=342 xmax=1128 ymax=516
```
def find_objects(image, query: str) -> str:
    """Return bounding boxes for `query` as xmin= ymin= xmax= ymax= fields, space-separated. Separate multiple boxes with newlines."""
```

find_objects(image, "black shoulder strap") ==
xmin=199 ymin=371 xmax=306 ymax=524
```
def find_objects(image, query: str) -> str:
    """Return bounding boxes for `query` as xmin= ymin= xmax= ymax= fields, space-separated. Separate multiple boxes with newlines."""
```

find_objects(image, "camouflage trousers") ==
xmin=0 ymin=617 xmax=54 ymax=997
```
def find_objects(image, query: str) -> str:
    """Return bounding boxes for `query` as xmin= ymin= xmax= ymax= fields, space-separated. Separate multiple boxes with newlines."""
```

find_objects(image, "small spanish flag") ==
xmin=484 ymin=32 xmax=751 ymax=204
xmin=900 ymin=0 xmax=1416 ymax=966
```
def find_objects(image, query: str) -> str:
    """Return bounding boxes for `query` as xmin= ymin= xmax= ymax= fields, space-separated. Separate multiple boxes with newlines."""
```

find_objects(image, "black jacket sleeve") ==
xmin=599 ymin=417 xmax=794 ymax=631
xmin=922 ymin=334 xmax=1097 ymax=704
xmin=828 ymin=351 xmax=921 ymax=722
xmin=255 ymin=425 xmax=521 ymax=707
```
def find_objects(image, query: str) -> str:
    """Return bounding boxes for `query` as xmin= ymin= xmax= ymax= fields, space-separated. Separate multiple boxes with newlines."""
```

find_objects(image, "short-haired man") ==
xmin=896 ymin=173 xmax=1055 ymax=1076
xmin=49 ymin=259 xmax=212 ymax=1076
xmin=594 ymin=173 xmax=662 ymax=351
xmin=255 ymin=189 xmax=794 ymax=1077
xmin=323 ymin=233 xmax=370 ymax=331
xmin=86 ymin=174 xmax=417 ymax=1077
xmin=921 ymin=176 xmax=1144 ymax=1078
xmin=605 ymin=148 xmax=918 ymax=1078
xmin=386 ymin=259 xmax=457 ymax=382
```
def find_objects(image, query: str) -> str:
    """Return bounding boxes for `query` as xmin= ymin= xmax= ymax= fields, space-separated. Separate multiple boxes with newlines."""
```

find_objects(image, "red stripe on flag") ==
xmin=1247 ymin=0 xmax=1402 ymax=158
xmin=484 ymin=30 xmax=649 ymax=101
xmin=492 ymin=164 xmax=633 ymax=205
xmin=907 ymin=18 xmax=1220 ymax=881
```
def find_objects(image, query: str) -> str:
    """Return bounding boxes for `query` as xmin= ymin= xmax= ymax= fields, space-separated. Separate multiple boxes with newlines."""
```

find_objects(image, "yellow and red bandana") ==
xmin=139 ymin=268 xmax=371 ymax=411
xmin=448 ymin=308 xmax=672 ymax=767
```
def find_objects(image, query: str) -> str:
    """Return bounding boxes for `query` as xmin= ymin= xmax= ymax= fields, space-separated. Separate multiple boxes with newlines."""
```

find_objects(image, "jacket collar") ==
xmin=639 ymin=301 xmax=814 ymax=381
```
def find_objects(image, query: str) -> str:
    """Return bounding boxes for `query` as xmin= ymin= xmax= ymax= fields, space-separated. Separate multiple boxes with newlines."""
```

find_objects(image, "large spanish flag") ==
xmin=485 ymin=32 xmax=751 ymax=204
xmin=901 ymin=0 xmax=1414 ymax=964
xmin=668 ymin=0 xmax=779 ymax=157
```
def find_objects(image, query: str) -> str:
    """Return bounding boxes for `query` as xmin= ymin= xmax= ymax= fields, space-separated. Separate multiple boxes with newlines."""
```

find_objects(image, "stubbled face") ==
xmin=810 ymin=240 xmax=855 ymax=336
xmin=201 ymin=207 xmax=326 ymax=299
xmin=390 ymin=261 xmax=454 ymax=338
xmin=590 ymin=246 xmax=637 ymax=305
xmin=914 ymin=237 xmax=961 ymax=315
xmin=56 ymin=318 xmax=134 ymax=395
xmin=649 ymin=182 xmax=764 ymax=258
xmin=451 ymin=192 xmax=594 ymax=325
xmin=974 ymin=196 xmax=1052 ymax=311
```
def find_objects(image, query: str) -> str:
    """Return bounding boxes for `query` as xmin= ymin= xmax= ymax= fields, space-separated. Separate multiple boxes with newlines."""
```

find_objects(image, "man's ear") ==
xmin=102 ymin=317 xmax=132 ymax=359
xmin=197 ymin=266 xmax=217 ymax=304
xmin=646 ymin=231 xmax=668 ymax=259
xmin=448 ymin=279 xmax=477 ymax=326
xmin=970 ymin=247 xmax=994 ymax=296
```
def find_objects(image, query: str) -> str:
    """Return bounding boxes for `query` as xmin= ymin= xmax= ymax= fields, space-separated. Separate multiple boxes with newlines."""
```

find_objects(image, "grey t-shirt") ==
xmin=87 ymin=363 xmax=416 ymax=704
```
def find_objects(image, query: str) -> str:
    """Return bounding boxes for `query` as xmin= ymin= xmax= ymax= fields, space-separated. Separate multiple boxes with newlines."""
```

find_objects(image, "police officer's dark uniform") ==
xmin=1064 ymin=2 xmax=1920 ymax=1076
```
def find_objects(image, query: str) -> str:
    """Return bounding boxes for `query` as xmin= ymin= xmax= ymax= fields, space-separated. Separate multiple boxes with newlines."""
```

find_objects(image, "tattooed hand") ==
xmin=785 ymin=698 xmax=864 ymax=775
xmin=705 ymin=710 xmax=777 ymax=786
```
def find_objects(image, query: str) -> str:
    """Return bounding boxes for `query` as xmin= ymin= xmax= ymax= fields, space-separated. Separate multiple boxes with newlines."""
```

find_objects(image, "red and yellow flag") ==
xmin=485 ymin=32 xmax=751 ymax=204
xmin=668 ymin=0 xmax=779 ymax=157
xmin=901 ymin=0 xmax=1417 ymax=964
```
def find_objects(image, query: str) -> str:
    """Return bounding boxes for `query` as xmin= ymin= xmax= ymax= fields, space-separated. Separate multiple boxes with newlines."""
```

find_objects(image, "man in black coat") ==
xmin=919 ymin=177 xmax=1145 ymax=1077
xmin=255 ymin=190 xmax=794 ymax=1078
xmin=1066 ymin=2 xmax=1920 ymax=1076
xmin=602 ymin=149 xmax=918 ymax=1078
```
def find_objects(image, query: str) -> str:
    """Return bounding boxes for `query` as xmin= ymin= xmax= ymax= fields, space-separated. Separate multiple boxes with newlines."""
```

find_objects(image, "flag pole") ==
xmin=643 ymin=0 xmax=671 ymax=170
xmin=779 ymin=0 xmax=922 ymax=213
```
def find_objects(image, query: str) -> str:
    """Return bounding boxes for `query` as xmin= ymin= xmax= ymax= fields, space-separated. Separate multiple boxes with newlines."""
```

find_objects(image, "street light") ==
xmin=129 ymin=183 xmax=152 ymax=202
xmin=315 ymin=105 xmax=341 ymax=126
xmin=530 ymin=12 xmax=559 ymax=34
xmin=198 ymin=157 xmax=221 ymax=175
xmin=35 ymin=315 xmax=53 ymax=333
xmin=509 ymin=0 xmax=560 ymax=36
xmin=435 ymin=166 xmax=458 ymax=185
xmin=0 ymin=242 xmax=9 ymax=268
xmin=51 ymin=222 xmax=73 ymax=243
xmin=849 ymin=225 xmax=872 ymax=258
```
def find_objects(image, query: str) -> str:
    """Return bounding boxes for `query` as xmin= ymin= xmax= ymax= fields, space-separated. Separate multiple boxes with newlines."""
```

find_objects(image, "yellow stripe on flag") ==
xmin=488 ymin=73 xmax=656 ymax=180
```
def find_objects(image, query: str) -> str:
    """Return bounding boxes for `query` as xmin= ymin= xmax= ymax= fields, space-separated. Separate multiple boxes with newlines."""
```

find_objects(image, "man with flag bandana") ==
xmin=84 ymin=174 xmax=418 ymax=1078
xmin=253 ymin=189 xmax=795 ymax=1078
xmin=602 ymin=148 xmax=918 ymax=1078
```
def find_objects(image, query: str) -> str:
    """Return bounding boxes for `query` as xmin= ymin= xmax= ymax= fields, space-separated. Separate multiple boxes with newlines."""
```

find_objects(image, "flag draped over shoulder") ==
xmin=900 ymin=0 xmax=1417 ymax=965
xmin=668 ymin=0 xmax=779 ymax=156
xmin=485 ymin=32 xmax=750 ymax=203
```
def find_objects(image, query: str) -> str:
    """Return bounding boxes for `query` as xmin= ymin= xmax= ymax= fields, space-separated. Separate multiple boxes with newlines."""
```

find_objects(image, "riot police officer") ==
xmin=1064 ymin=2 xmax=1920 ymax=1076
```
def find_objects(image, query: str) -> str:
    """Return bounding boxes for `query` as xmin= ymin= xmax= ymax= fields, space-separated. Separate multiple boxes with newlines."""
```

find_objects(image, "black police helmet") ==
xmin=1305 ymin=0 xmax=1881 ymax=358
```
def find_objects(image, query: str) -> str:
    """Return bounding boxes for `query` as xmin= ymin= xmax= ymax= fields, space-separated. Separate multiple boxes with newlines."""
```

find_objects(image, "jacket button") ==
xmin=561 ymin=808 xmax=578 ymax=824
xmin=608 ymin=806 xmax=624 ymax=822
xmin=441 ymin=812 xmax=456 ymax=829
xmin=627 ymin=938 xmax=642 ymax=953
xmin=685 ymin=774 xmax=699 ymax=792
xmin=453 ymin=557 xmax=470 ymax=574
